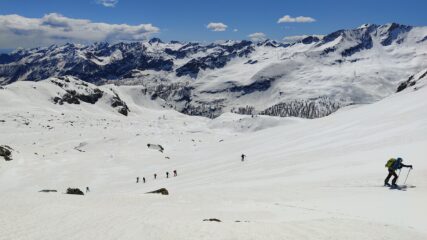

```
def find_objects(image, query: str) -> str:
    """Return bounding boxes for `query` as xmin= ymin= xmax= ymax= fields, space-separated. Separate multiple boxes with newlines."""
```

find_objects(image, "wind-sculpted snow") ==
xmin=0 ymin=23 xmax=426 ymax=119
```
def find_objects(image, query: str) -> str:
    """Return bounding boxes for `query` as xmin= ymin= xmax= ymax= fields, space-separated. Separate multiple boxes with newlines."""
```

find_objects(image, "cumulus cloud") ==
xmin=277 ymin=15 xmax=316 ymax=23
xmin=96 ymin=0 xmax=119 ymax=7
xmin=206 ymin=22 xmax=228 ymax=32
xmin=233 ymin=29 xmax=238 ymax=32
xmin=248 ymin=32 xmax=267 ymax=42
xmin=0 ymin=13 xmax=159 ymax=48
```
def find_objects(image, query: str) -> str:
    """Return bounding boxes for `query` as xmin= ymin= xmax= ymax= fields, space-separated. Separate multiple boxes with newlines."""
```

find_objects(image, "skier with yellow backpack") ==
xmin=384 ymin=157 xmax=413 ymax=188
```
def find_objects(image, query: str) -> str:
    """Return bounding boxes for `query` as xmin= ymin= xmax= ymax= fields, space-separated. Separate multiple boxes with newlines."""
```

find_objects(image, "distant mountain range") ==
xmin=1 ymin=23 xmax=426 ymax=118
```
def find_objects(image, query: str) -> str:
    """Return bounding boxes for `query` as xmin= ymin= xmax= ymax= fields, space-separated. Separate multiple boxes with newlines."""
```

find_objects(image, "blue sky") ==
xmin=0 ymin=0 xmax=426 ymax=48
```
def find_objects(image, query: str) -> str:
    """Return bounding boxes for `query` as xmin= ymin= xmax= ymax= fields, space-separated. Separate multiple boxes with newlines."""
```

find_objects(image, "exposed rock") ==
xmin=110 ymin=91 xmax=130 ymax=116
xmin=39 ymin=189 xmax=57 ymax=193
xmin=341 ymin=33 xmax=373 ymax=57
xmin=147 ymin=144 xmax=164 ymax=153
xmin=0 ymin=145 xmax=13 ymax=161
xmin=235 ymin=220 xmax=250 ymax=223
xmin=53 ymin=89 xmax=103 ymax=105
xmin=176 ymin=41 xmax=253 ymax=78
xmin=66 ymin=188 xmax=84 ymax=195
xmin=244 ymin=59 xmax=258 ymax=64
xmin=149 ymin=38 xmax=163 ymax=44
xmin=417 ymin=35 xmax=427 ymax=43
xmin=380 ymin=23 xmax=412 ymax=46
xmin=397 ymin=76 xmax=417 ymax=92
xmin=146 ymin=188 xmax=169 ymax=195
xmin=301 ymin=36 xmax=321 ymax=44
xmin=229 ymin=77 xmax=274 ymax=95
xmin=203 ymin=218 xmax=221 ymax=222
xmin=397 ymin=70 xmax=427 ymax=92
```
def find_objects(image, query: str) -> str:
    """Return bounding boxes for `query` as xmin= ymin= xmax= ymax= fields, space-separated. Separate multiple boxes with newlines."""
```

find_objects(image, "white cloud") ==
xmin=206 ymin=22 xmax=228 ymax=32
xmin=0 ymin=13 xmax=160 ymax=48
xmin=96 ymin=0 xmax=119 ymax=8
xmin=233 ymin=29 xmax=238 ymax=32
xmin=248 ymin=32 xmax=267 ymax=42
xmin=277 ymin=15 xmax=316 ymax=23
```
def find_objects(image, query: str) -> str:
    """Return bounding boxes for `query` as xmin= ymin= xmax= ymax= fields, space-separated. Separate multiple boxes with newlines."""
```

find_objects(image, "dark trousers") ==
xmin=384 ymin=169 xmax=398 ymax=185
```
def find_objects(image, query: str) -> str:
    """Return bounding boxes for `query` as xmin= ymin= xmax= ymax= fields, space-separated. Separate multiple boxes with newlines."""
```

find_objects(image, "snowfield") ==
xmin=0 ymin=72 xmax=427 ymax=239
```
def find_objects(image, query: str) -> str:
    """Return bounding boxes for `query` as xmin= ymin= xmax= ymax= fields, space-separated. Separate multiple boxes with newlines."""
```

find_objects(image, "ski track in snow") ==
xmin=0 ymin=75 xmax=427 ymax=239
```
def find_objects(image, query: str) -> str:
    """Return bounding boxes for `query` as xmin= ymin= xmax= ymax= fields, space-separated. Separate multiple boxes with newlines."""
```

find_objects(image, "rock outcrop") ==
xmin=0 ymin=145 xmax=13 ymax=161
xmin=66 ymin=188 xmax=84 ymax=195
xmin=146 ymin=188 xmax=169 ymax=195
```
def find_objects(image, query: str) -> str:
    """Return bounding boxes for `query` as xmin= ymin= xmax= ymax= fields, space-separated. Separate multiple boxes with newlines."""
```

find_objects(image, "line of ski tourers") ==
xmin=82 ymin=157 xmax=413 ymax=194
xmin=135 ymin=156 xmax=413 ymax=189
xmin=136 ymin=170 xmax=178 ymax=184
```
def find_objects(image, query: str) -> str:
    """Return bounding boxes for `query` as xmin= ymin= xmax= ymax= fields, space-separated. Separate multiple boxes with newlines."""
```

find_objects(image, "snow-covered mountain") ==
xmin=1 ymin=23 xmax=427 ymax=118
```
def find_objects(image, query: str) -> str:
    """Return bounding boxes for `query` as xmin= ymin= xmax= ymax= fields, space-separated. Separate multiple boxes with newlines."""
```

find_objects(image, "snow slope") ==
xmin=0 ymin=70 xmax=427 ymax=239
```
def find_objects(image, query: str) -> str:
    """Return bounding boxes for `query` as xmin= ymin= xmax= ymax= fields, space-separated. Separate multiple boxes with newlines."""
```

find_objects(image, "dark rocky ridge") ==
xmin=51 ymin=77 xmax=130 ymax=116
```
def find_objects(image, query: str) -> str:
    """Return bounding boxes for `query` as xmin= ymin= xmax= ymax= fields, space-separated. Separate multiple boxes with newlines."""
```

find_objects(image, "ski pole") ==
xmin=403 ymin=168 xmax=412 ymax=185
xmin=396 ymin=169 xmax=402 ymax=184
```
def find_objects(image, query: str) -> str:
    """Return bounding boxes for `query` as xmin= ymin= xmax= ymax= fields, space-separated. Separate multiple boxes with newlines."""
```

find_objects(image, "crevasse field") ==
xmin=0 ymin=74 xmax=426 ymax=240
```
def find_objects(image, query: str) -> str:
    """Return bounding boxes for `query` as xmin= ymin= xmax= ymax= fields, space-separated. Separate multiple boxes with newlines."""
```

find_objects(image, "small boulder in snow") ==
xmin=146 ymin=188 xmax=169 ymax=195
xmin=147 ymin=144 xmax=164 ymax=153
xmin=39 ymin=189 xmax=57 ymax=193
xmin=203 ymin=218 xmax=221 ymax=222
xmin=66 ymin=188 xmax=84 ymax=195
xmin=0 ymin=145 xmax=13 ymax=161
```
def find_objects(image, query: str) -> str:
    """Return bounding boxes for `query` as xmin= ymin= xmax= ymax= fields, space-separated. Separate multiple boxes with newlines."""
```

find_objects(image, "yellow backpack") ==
xmin=385 ymin=158 xmax=396 ymax=168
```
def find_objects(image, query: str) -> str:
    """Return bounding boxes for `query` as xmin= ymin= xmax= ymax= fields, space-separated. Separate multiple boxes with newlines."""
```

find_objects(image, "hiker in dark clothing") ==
xmin=241 ymin=154 xmax=246 ymax=162
xmin=154 ymin=173 xmax=157 ymax=179
xmin=173 ymin=170 xmax=177 ymax=177
xmin=143 ymin=177 xmax=146 ymax=183
xmin=136 ymin=177 xmax=139 ymax=183
xmin=86 ymin=187 xmax=90 ymax=193
xmin=384 ymin=157 xmax=413 ymax=187
xmin=166 ymin=172 xmax=169 ymax=178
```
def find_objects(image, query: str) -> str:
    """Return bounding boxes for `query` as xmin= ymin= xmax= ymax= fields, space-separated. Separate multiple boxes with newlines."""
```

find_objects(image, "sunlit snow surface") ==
xmin=0 ymin=71 xmax=426 ymax=239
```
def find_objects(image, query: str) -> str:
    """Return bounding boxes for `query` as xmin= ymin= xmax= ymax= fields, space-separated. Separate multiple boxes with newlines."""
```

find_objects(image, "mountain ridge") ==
xmin=1 ymin=23 xmax=426 ymax=118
